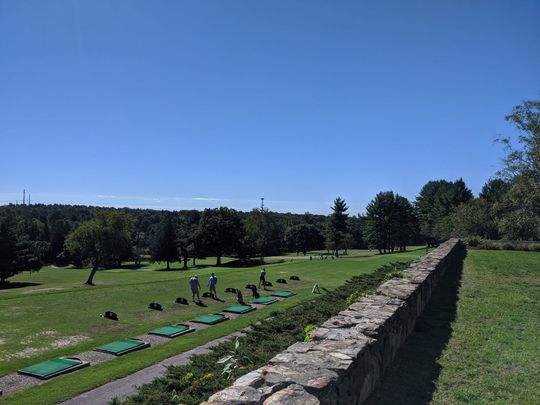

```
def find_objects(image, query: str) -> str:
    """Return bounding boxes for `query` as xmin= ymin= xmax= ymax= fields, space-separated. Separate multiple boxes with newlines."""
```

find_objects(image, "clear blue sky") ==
xmin=1 ymin=1 xmax=539 ymax=214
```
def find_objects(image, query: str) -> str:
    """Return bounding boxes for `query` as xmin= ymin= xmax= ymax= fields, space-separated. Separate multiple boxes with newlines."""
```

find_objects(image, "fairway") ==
xmin=0 ymin=248 xmax=426 ymax=403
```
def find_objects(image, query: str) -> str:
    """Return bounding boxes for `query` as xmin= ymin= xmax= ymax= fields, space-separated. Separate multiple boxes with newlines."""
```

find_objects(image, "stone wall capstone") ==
xmin=203 ymin=239 xmax=465 ymax=405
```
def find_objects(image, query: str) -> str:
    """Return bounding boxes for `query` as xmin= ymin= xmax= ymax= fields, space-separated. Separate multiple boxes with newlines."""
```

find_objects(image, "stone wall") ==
xmin=203 ymin=239 xmax=465 ymax=405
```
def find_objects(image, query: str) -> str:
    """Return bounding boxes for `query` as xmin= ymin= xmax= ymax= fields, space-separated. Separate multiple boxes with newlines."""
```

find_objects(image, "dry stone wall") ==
xmin=203 ymin=239 xmax=465 ymax=405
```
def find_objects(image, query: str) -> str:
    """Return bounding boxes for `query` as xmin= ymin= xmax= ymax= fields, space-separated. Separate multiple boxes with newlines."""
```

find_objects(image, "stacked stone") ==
xmin=203 ymin=239 xmax=464 ymax=405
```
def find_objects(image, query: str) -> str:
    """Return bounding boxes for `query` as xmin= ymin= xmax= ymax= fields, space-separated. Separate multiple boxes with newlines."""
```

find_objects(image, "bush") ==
xmin=475 ymin=241 xmax=539 ymax=251
xmin=466 ymin=235 xmax=481 ymax=247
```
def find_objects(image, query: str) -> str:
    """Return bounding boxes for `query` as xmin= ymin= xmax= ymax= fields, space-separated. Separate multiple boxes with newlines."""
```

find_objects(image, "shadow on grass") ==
xmin=119 ymin=263 xmax=151 ymax=270
xmin=0 ymin=282 xmax=42 ymax=290
xmin=365 ymin=250 xmax=466 ymax=405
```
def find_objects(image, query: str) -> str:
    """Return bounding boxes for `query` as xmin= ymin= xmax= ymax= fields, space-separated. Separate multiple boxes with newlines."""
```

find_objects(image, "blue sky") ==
xmin=1 ymin=1 xmax=539 ymax=214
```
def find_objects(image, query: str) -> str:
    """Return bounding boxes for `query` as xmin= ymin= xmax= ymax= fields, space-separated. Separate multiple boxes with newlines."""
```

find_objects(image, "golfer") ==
xmin=189 ymin=275 xmax=201 ymax=302
xmin=208 ymin=272 xmax=218 ymax=299
xmin=258 ymin=268 xmax=267 ymax=289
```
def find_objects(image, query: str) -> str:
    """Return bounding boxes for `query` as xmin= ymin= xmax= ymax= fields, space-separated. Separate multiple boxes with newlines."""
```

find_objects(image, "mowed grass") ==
xmin=0 ymin=248 xmax=426 ymax=404
xmin=367 ymin=249 xmax=539 ymax=405
xmin=432 ymin=250 xmax=539 ymax=404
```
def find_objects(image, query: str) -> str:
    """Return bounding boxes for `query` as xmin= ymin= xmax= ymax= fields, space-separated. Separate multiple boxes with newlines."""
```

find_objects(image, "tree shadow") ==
xmin=119 ymin=263 xmax=151 ymax=270
xmin=365 ymin=250 xmax=466 ymax=405
xmin=0 ymin=282 xmax=42 ymax=290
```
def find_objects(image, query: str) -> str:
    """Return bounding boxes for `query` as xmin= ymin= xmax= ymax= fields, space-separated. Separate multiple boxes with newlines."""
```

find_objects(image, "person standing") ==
xmin=258 ymin=268 xmax=267 ymax=289
xmin=208 ymin=272 xmax=218 ymax=299
xmin=189 ymin=275 xmax=201 ymax=302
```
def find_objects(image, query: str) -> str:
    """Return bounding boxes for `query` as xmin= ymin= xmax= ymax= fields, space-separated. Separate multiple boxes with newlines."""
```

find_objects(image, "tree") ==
xmin=326 ymin=197 xmax=349 ymax=257
xmin=365 ymin=191 xmax=396 ymax=254
xmin=416 ymin=179 xmax=473 ymax=242
xmin=497 ymin=99 xmax=540 ymax=185
xmin=151 ymin=214 xmax=179 ymax=270
xmin=176 ymin=210 xmax=200 ymax=269
xmin=245 ymin=208 xmax=283 ymax=263
xmin=480 ymin=178 xmax=511 ymax=203
xmin=493 ymin=99 xmax=540 ymax=240
xmin=197 ymin=207 xmax=244 ymax=266
xmin=494 ymin=174 xmax=540 ymax=240
xmin=64 ymin=211 xmax=133 ymax=285
xmin=0 ymin=214 xmax=42 ymax=284
xmin=284 ymin=223 xmax=324 ymax=255
xmin=393 ymin=195 xmax=418 ymax=251
xmin=451 ymin=199 xmax=498 ymax=239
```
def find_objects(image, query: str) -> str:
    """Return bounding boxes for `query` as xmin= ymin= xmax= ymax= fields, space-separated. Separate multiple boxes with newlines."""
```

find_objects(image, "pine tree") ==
xmin=151 ymin=214 xmax=179 ymax=270
xmin=326 ymin=197 xmax=349 ymax=257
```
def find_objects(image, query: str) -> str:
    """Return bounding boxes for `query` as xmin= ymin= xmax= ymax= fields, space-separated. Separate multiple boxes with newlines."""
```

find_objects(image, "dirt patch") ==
xmin=10 ymin=347 xmax=44 ymax=359
xmin=50 ymin=335 xmax=89 ymax=349
xmin=21 ymin=330 xmax=57 ymax=344
xmin=142 ymin=310 xmax=171 ymax=321
xmin=21 ymin=287 xmax=66 ymax=295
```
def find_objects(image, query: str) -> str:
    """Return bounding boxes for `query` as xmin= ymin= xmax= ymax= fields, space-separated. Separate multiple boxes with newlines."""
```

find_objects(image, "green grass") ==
xmin=366 ymin=249 xmax=539 ymax=405
xmin=432 ymin=250 xmax=539 ymax=404
xmin=0 ymin=248 xmax=426 ymax=404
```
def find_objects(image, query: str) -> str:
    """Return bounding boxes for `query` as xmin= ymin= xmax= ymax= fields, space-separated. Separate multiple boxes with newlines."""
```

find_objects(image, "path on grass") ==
xmin=61 ymin=330 xmax=246 ymax=404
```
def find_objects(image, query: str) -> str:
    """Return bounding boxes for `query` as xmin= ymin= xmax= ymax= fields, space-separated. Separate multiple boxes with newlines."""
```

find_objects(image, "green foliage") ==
xmin=196 ymin=207 xmax=245 ymax=265
xmin=303 ymin=324 xmax=317 ymax=342
xmin=474 ymin=241 xmax=540 ymax=251
xmin=325 ymin=197 xmax=349 ymax=257
xmin=365 ymin=192 xmax=417 ymax=253
xmin=284 ymin=223 xmax=324 ymax=255
xmin=415 ymin=178 xmax=473 ymax=242
xmin=0 ymin=213 xmax=42 ymax=283
xmin=345 ymin=291 xmax=367 ymax=307
xmin=64 ymin=210 xmax=133 ymax=284
xmin=151 ymin=214 xmax=179 ymax=270
xmin=244 ymin=208 xmax=283 ymax=262
xmin=217 ymin=338 xmax=252 ymax=379
xmin=480 ymin=178 xmax=511 ymax=203
xmin=121 ymin=261 xmax=410 ymax=405
xmin=451 ymin=199 xmax=498 ymax=239
xmin=465 ymin=235 xmax=481 ymax=247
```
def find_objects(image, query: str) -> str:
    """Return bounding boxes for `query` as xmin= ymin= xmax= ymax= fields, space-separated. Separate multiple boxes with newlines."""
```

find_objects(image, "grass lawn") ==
xmin=432 ymin=250 xmax=539 ymax=404
xmin=367 ymin=249 xmax=539 ymax=405
xmin=0 ymin=247 xmax=426 ymax=404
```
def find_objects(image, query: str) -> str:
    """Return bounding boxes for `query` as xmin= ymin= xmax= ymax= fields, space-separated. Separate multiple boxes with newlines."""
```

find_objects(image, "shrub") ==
xmin=466 ymin=235 xmax=481 ymax=247
xmin=303 ymin=324 xmax=317 ymax=342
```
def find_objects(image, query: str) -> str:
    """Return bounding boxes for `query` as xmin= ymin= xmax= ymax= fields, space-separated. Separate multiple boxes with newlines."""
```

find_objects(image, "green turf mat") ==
xmin=250 ymin=296 xmax=278 ymax=305
xmin=191 ymin=313 xmax=228 ymax=325
xmin=95 ymin=339 xmax=149 ymax=355
xmin=18 ymin=358 xmax=88 ymax=379
xmin=149 ymin=324 xmax=193 ymax=338
xmin=271 ymin=291 xmax=296 ymax=298
xmin=223 ymin=305 xmax=255 ymax=314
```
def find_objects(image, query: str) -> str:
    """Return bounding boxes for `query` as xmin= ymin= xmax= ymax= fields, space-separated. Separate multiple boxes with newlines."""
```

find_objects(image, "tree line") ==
xmin=1 ymin=99 xmax=538 ymax=284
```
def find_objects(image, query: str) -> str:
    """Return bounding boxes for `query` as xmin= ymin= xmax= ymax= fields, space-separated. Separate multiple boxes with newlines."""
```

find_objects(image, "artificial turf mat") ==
xmin=95 ymin=339 xmax=149 ymax=356
xmin=191 ymin=313 xmax=228 ymax=325
xmin=149 ymin=324 xmax=194 ymax=338
xmin=250 ymin=296 xmax=278 ymax=305
xmin=271 ymin=291 xmax=296 ymax=298
xmin=222 ymin=305 xmax=255 ymax=314
xmin=18 ymin=357 xmax=88 ymax=379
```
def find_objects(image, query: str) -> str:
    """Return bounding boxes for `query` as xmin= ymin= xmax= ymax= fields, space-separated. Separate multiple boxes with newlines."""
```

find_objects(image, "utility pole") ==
xmin=23 ymin=189 xmax=25 ymax=205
